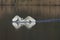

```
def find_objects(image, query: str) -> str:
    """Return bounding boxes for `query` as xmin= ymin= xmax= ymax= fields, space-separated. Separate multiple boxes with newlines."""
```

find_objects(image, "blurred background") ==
xmin=0 ymin=0 xmax=60 ymax=40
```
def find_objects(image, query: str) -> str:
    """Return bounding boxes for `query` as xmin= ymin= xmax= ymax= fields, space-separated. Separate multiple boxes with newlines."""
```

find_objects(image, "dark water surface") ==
xmin=0 ymin=0 xmax=60 ymax=40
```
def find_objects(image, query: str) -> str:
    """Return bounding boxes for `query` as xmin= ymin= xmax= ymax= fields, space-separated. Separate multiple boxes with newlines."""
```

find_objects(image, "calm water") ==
xmin=0 ymin=0 xmax=60 ymax=40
